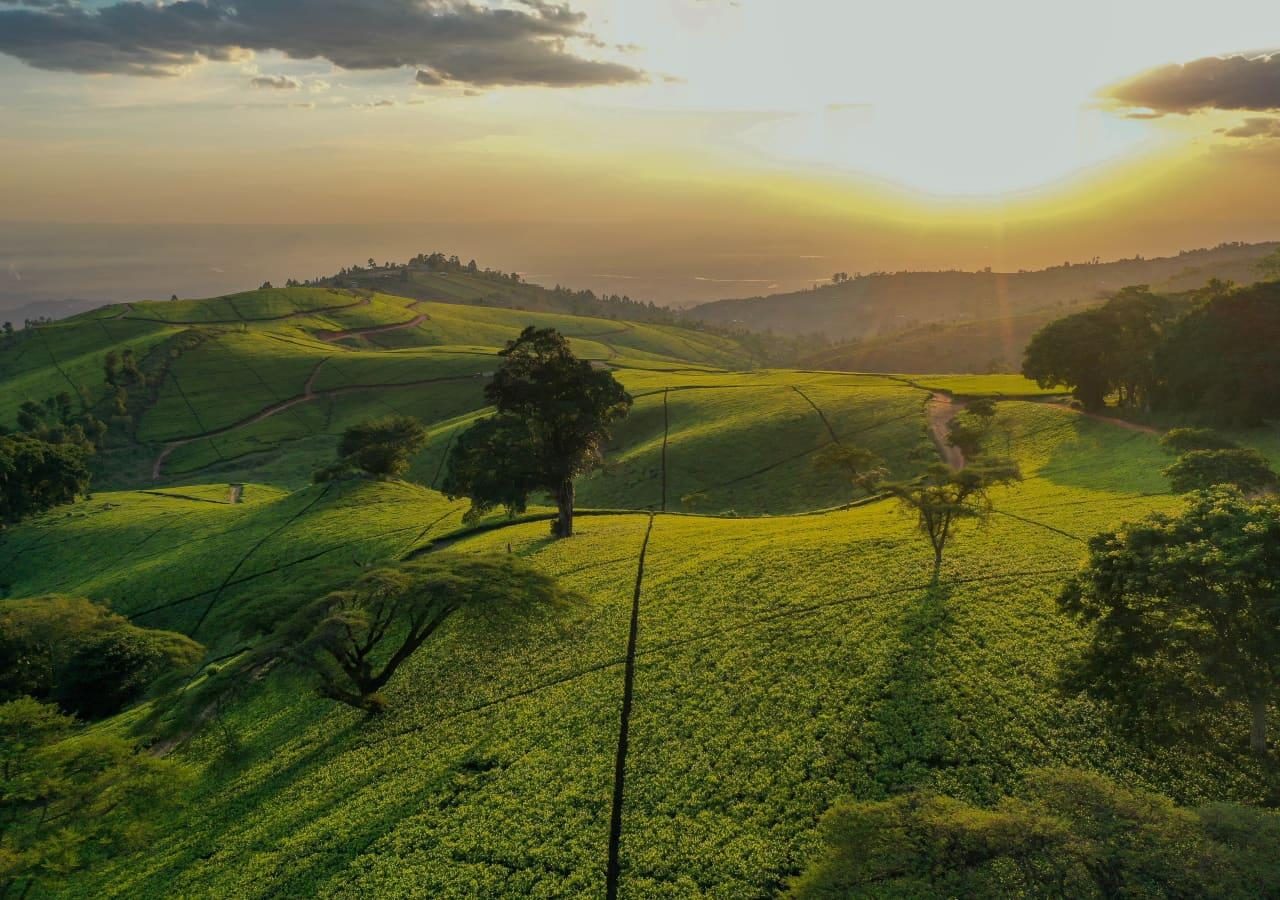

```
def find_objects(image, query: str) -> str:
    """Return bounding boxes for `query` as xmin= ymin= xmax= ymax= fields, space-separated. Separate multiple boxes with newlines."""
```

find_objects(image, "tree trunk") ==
xmin=1250 ymin=695 xmax=1269 ymax=757
xmin=931 ymin=544 xmax=943 ymax=583
xmin=554 ymin=478 xmax=575 ymax=538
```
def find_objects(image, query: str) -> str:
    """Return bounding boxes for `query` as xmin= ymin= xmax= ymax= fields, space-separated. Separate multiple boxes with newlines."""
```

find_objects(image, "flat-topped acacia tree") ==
xmin=443 ymin=327 xmax=632 ymax=537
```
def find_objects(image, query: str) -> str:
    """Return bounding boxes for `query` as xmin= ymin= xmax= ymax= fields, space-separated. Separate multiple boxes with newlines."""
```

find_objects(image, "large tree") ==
xmin=1060 ymin=488 xmax=1280 ymax=756
xmin=270 ymin=553 xmax=571 ymax=713
xmin=443 ymin=327 xmax=632 ymax=537
xmin=888 ymin=461 xmax=1021 ymax=582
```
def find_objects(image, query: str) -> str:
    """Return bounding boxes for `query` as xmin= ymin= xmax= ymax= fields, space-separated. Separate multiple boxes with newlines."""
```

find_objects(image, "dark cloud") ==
xmin=415 ymin=67 xmax=446 ymax=86
xmin=1224 ymin=116 xmax=1280 ymax=139
xmin=1107 ymin=53 xmax=1280 ymax=115
xmin=250 ymin=73 xmax=301 ymax=90
xmin=0 ymin=0 xmax=645 ymax=87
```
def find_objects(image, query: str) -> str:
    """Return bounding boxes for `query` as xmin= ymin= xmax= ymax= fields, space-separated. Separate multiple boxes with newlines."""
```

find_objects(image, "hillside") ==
xmin=691 ymin=242 xmax=1278 ymax=343
xmin=4 ymin=290 xmax=1279 ymax=897
xmin=4 ymin=397 xmax=1277 ymax=897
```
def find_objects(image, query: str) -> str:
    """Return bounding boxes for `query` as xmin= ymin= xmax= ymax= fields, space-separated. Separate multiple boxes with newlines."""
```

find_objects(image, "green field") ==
xmin=2 ymin=289 xmax=1276 ymax=897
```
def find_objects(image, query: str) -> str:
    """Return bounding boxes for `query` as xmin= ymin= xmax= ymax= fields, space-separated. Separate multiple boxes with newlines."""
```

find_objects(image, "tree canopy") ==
xmin=443 ymin=327 xmax=632 ymax=537
xmin=269 ymin=553 xmax=573 ymax=712
xmin=1021 ymin=286 xmax=1172 ymax=411
xmin=315 ymin=415 xmax=428 ymax=482
xmin=0 ymin=596 xmax=203 ymax=719
xmin=1060 ymin=489 xmax=1280 ymax=755
xmin=888 ymin=460 xmax=1021 ymax=581
xmin=0 ymin=698 xmax=193 ymax=897
xmin=0 ymin=433 xmax=92 ymax=527
xmin=1163 ymin=448 xmax=1278 ymax=496
xmin=789 ymin=768 xmax=1280 ymax=898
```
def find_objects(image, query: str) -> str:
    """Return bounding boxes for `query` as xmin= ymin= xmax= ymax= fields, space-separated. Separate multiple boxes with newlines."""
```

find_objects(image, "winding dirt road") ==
xmin=926 ymin=393 xmax=967 ymax=470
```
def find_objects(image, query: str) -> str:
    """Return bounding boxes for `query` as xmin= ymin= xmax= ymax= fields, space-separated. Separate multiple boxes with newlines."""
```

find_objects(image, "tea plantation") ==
xmin=1 ymin=288 xmax=1275 ymax=897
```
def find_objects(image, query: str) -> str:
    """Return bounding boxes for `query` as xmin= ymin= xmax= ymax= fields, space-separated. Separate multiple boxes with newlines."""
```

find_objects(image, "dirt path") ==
xmin=315 ymin=313 xmax=428 ymax=343
xmin=150 ymin=371 xmax=486 ymax=480
xmin=926 ymin=393 xmax=966 ymax=470
xmin=1042 ymin=402 xmax=1160 ymax=435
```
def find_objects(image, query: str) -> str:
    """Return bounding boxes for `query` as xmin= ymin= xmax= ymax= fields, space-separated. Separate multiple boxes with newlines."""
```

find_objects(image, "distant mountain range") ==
xmin=690 ymin=242 xmax=1278 ymax=341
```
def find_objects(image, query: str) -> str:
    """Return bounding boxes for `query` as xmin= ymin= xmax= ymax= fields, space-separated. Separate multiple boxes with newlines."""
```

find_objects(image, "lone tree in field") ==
xmin=443 ymin=327 xmax=632 ymax=537
xmin=1060 ymin=488 xmax=1280 ymax=756
xmin=315 ymin=415 xmax=427 ymax=482
xmin=888 ymin=461 xmax=1021 ymax=582
xmin=270 ymin=554 xmax=570 ymax=713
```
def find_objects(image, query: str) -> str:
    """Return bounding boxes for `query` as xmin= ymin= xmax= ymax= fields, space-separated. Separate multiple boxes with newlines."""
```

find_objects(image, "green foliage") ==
xmin=888 ymin=460 xmax=1022 ymax=579
xmin=268 ymin=553 xmax=572 ymax=712
xmin=0 ymin=433 xmax=92 ymax=526
xmin=1022 ymin=286 xmax=1172 ymax=411
xmin=1160 ymin=426 xmax=1239 ymax=453
xmin=1154 ymin=280 xmax=1280 ymax=425
xmin=1061 ymin=489 xmax=1280 ymax=754
xmin=439 ymin=414 xmax=541 ymax=520
xmin=788 ymin=768 xmax=1280 ymax=898
xmin=0 ymin=697 xmax=194 ymax=897
xmin=316 ymin=414 xmax=428 ymax=481
xmin=1163 ymin=448 xmax=1278 ymax=495
xmin=447 ymin=327 xmax=632 ymax=536
xmin=0 ymin=596 xmax=203 ymax=719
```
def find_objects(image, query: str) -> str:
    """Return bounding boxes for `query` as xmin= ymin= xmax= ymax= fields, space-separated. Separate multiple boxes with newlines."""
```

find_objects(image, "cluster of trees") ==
xmin=791 ymin=767 xmax=1280 ymax=897
xmin=1022 ymin=285 xmax=1176 ymax=411
xmin=0 ymin=432 xmax=93 ymax=526
xmin=1024 ymin=278 xmax=1280 ymax=423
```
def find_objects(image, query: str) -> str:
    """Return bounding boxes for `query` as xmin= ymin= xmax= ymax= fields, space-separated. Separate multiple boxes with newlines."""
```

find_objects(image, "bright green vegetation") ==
xmin=3 ymin=289 xmax=1277 ymax=897
xmin=3 ymin=395 xmax=1274 ymax=897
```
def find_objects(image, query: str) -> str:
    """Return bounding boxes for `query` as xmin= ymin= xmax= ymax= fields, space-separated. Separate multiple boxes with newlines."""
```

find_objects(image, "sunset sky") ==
xmin=3 ymin=0 xmax=1280 ymax=303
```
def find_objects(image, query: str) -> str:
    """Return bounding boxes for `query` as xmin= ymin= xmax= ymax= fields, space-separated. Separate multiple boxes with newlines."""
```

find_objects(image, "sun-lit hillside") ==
xmin=2 ymin=394 xmax=1272 ymax=898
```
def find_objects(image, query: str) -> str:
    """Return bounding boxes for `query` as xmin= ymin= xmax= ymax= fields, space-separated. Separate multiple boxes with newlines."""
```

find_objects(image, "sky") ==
xmin=2 ymin=0 xmax=1280 ymax=305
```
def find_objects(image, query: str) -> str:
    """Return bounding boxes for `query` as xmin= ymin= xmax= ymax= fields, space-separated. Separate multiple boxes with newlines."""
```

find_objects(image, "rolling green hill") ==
xmin=3 ymin=289 xmax=1277 ymax=897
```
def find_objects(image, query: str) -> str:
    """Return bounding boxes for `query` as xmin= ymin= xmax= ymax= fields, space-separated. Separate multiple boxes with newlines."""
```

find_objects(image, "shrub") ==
xmin=1159 ymin=427 xmax=1239 ymax=454
xmin=789 ymin=768 xmax=1280 ymax=898
xmin=1163 ymin=448 xmax=1277 ymax=495
xmin=0 ymin=596 xmax=203 ymax=719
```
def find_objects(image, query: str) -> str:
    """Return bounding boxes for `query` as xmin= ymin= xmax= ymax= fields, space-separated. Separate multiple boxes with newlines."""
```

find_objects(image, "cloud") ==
xmin=1106 ymin=53 xmax=1280 ymax=115
xmin=415 ymin=67 xmax=446 ymax=86
xmin=1224 ymin=116 xmax=1280 ymax=139
xmin=250 ymin=73 xmax=300 ymax=90
xmin=0 ymin=0 xmax=646 ymax=87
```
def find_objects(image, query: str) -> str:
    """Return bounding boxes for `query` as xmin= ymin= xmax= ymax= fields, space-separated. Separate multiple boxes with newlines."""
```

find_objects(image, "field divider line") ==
xmin=187 ymin=483 xmax=334 ymax=638
xmin=660 ymin=389 xmax=669 ymax=512
xmin=793 ymin=385 xmax=841 ymax=445
xmin=606 ymin=513 xmax=655 ymax=900
xmin=991 ymin=508 xmax=1086 ymax=543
